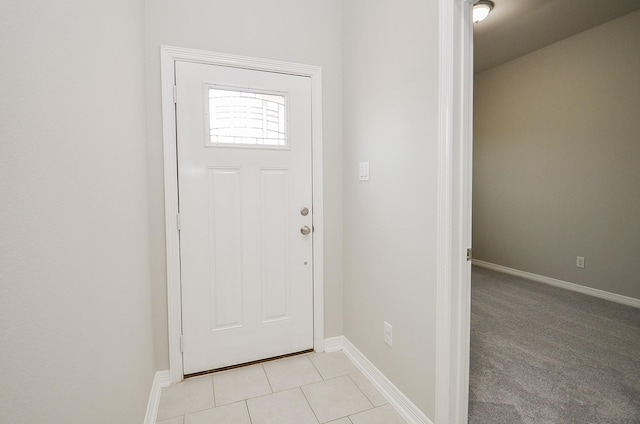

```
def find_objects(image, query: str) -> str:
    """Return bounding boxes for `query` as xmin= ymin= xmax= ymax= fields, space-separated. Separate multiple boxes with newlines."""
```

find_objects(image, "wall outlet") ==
xmin=359 ymin=162 xmax=370 ymax=181
xmin=383 ymin=321 xmax=393 ymax=347
xmin=576 ymin=256 xmax=585 ymax=268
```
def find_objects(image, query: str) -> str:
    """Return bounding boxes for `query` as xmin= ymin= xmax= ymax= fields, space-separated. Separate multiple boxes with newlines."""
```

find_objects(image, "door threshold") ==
xmin=184 ymin=349 xmax=315 ymax=379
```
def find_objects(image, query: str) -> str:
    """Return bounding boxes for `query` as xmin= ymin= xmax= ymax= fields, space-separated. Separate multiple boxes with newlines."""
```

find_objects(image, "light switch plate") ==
xmin=359 ymin=162 xmax=370 ymax=181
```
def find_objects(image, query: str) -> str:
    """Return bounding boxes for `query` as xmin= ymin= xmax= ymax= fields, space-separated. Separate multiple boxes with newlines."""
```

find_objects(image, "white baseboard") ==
xmin=473 ymin=260 xmax=640 ymax=308
xmin=144 ymin=370 xmax=171 ymax=424
xmin=322 ymin=336 xmax=344 ymax=353
xmin=324 ymin=336 xmax=433 ymax=424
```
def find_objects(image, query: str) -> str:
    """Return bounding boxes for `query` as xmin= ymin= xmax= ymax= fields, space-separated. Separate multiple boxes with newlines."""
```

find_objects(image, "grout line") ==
xmin=260 ymin=364 xmax=274 ymax=394
xmin=306 ymin=352 xmax=325 ymax=381
xmin=210 ymin=374 xmax=216 ymax=408
xmin=298 ymin=386 xmax=322 ymax=424
xmin=347 ymin=373 xmax=375 ymax=411
xmin=243 ymin=400 xmax=253 ymax=424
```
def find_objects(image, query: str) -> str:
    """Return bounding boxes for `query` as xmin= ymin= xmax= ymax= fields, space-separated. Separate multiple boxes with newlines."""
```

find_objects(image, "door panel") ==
xmin=207 ymin=168 xmax=242 ymax=332
xmin=176 ymin=61 xmax=313 ymax=374
xmin=260 ymin=169 xmax=291 ymax=323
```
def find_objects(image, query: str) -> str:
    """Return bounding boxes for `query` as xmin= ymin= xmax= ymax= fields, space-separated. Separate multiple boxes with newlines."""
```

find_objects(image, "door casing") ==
xmin=435 ymin=1 xmax=474 ymax=424
xmin=160 ymin=46 xmax=325 ymax=382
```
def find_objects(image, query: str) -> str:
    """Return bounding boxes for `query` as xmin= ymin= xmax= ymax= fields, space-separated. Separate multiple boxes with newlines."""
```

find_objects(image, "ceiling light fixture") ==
xmin=473 ymin=0 xmax=494 ymax=23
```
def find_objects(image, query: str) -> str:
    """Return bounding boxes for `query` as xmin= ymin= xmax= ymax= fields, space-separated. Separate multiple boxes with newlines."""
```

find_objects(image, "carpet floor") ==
xmin=469 ymin=266 xmax=640 ymax=424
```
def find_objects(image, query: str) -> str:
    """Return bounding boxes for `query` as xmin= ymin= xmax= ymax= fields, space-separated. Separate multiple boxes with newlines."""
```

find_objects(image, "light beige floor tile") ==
xmin=308 ymin=351 xmax=359 ymax=380
xmin=157 ymin=375 xmax=215 ymax=420
xmin=326 ymin=419 xmax=352 ymax=424
xmin=157 ymin=417 xmax=184 ymax=424
xmin=348 ymin=404 xmax=407 ymax=424
xmin=348 ymin=372 xmax=388 ymax=407
xmin=247 ymin=388 xmax=319 ymax=424
xmin=263 ymin=355 xmax=322 ymax=392
xmin=184 ymin=402 xmax=251 ymax=424
xmin=302 ymin=375 xmax=372 ymax=423
xmin=212 ymin=364 xmax=272 ymax=406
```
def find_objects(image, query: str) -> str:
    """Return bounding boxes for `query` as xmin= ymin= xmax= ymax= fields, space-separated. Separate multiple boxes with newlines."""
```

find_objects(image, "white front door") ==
xmin=175 ymin=61 xmax=314 ymax=374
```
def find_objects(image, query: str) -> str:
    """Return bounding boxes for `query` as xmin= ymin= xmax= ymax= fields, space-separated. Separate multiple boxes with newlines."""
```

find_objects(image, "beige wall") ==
xmin=0 ymin=0 xmax=156 ymax=422
xmin=342 ymin=0 xmax=440 ymax=417
xmin=144 ymin=0 xmax=344 ymax=368
xmin=473 ymin=11 xmax=640 ymax=299
xmin=0 ymin=1 xmax=449 ymax=421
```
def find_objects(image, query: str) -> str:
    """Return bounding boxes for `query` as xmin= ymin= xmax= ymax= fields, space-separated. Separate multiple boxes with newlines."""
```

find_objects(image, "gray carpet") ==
xmin=469 ymin=266 xmax=640 ymax=424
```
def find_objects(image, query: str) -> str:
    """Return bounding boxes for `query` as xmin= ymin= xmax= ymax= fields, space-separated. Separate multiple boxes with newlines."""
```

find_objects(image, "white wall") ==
xmin=473 ymin=10 xmax=640 ymax=300
xmin=342 ymin=0 xmax=440 ymax=418
xmin=0 ymin=0 xmax=156 ymax=422
xmin=144 ymin=0 xmax=344 ymax=368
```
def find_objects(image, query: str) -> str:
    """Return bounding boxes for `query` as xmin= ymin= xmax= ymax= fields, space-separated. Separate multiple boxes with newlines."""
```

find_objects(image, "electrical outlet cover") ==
xmin=383 ymin=321 xmax=392 ymax=347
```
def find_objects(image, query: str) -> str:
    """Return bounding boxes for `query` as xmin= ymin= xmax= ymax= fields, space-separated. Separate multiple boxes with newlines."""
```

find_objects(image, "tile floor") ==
xmin=156 ymin=351 xmax=407 ymax=424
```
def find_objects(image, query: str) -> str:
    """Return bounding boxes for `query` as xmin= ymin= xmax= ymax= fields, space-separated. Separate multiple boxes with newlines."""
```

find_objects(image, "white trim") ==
xmin=143 ymin=370 xmax=171 ymax=424
xmin=473 ymin=260 xmax=640 ymax=308
xmin=322 ymin=336 xmax=344 ymax=353
xmin=160 ymin=45 xmax=325 ymax=382
xmin=435 ymin=0 xmax=454 ymax=418
xmin=436 ymin=1 xmax=474 ymax=424
xmin=329 ymin=337 xmax=433 ymax=424
xmin=160 ymin=45 xmax=183 ymax=384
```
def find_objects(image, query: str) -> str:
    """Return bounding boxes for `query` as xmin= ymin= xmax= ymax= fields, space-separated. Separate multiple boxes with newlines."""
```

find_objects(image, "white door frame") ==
xmin=435 ymin=1 xmax=474 ymax=423
xmin=160 ymin=45 xmax=325 ymax=383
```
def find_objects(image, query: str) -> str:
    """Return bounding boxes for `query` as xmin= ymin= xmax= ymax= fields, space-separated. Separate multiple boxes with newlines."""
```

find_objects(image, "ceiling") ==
xmin=473 ymin=0 xmax=640 ymax=73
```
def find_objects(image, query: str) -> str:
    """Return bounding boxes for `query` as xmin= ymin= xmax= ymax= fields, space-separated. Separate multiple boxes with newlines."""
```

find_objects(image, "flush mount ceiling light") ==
xmin=473 ymin=0 xmax=494 ymax=23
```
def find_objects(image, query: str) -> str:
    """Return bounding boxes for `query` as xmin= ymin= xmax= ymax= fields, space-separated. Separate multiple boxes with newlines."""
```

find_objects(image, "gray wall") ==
xmin=343 ymin=0 xmax=440 ymax=417
xmin=0 ymin=0 xmax=156 ymax=422
xmin=144 ymin=0 xmax=344 ymax=368
xmin=473 ymin=11 xmax=640 ymax=299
